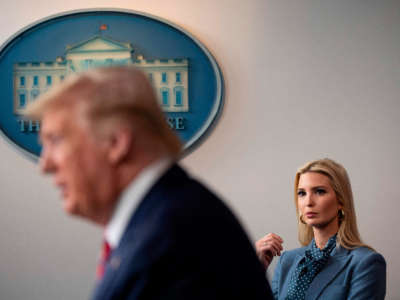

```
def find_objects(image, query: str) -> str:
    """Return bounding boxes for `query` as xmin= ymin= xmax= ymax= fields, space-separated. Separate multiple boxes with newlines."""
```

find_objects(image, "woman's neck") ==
xmin=313 ymin=223 xmax=338 ymax=249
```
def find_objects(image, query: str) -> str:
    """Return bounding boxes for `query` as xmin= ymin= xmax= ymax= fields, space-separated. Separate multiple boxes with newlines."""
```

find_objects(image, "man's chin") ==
xmin=62 ymin=199 xmax=79 ymax=216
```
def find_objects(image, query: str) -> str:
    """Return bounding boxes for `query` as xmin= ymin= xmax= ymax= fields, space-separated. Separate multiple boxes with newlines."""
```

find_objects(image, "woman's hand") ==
xmin=255 ymin=233 xmax=284 ymax=270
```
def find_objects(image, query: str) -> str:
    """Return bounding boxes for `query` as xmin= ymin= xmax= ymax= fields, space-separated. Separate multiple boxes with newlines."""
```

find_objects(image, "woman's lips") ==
xmin=306 ymin=212 xmax=317 ymax=218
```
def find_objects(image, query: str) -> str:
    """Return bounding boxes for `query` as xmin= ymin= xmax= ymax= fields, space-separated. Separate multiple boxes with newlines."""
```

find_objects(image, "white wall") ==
xmin=1 ymin=1 xmax=399 ymax=299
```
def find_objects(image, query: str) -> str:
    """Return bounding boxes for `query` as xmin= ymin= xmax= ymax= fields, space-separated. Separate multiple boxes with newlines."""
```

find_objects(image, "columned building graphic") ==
xmin=13 ymin=35 xmax=189 ymax=114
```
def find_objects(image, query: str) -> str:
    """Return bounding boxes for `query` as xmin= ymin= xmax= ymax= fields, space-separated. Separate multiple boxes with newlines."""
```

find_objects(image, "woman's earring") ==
xmin=299 ymin=214 xmax=306 ymax=224
xmin=338 ymin=209 xmax=345 ymax=220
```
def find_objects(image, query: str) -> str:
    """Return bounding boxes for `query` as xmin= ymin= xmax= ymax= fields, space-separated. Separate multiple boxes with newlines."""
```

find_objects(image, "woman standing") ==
xmin=255 ymin=158 xmax=386 ymax=299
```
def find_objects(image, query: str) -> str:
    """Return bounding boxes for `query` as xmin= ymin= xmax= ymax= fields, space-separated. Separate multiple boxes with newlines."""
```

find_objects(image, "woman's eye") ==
xmin=297 ymin=190 xmax=306 ymax=197
xmin=316 ymin=188 xmax=326 ymax=195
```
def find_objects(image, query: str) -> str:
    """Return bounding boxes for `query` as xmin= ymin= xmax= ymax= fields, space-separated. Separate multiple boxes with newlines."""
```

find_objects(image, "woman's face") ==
xmin=297 ymin=172 xmax=342 ymax=231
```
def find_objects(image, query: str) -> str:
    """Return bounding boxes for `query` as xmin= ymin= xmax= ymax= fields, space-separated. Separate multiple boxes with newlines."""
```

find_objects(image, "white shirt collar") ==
xmin=104 ymin=157 xmax=173 ymax=248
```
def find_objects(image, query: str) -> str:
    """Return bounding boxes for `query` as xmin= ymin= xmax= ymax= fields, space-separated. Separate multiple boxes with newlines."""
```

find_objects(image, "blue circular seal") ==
xmin=0 ymin=9 xmax=224 ymax=160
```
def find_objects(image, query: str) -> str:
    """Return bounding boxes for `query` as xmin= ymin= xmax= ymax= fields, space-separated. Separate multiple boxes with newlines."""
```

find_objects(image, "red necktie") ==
xmin=96 ymin=240 xmax=112 ymax=280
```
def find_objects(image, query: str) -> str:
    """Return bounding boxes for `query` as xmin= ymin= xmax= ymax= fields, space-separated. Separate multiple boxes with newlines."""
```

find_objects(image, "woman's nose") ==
xmin=305 ymin=193 xmax=315 ymax=206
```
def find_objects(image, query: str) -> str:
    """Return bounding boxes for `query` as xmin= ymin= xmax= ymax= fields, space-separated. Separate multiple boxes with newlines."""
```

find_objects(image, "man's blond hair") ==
xmin=24 ymin=66 xmax=182 ymax=157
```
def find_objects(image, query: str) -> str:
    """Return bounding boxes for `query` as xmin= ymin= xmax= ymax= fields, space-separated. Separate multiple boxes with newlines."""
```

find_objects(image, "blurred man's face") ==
xmin=39 ymin=105 xmax=115 ymax=223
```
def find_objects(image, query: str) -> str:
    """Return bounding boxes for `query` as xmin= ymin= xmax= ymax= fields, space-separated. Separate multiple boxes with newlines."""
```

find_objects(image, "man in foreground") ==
xmin=25 ymin=66 xmax=272 ymax=299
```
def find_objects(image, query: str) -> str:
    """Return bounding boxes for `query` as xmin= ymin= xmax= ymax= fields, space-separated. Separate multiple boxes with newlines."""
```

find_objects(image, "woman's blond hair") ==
xmin=294 ymin=158 xmax=372 ymax=250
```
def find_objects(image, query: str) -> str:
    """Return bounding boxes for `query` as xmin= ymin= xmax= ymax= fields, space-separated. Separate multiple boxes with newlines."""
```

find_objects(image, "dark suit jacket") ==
xmin=272 ymin=241 xmax=386 ymax=300
xmin=92 ymin=164 xmax=272 ymax=300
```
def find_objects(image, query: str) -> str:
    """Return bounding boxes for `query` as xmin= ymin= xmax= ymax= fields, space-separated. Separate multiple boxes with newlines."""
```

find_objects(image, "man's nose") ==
xmin=39 ymin=148 xmax=55 ymax=174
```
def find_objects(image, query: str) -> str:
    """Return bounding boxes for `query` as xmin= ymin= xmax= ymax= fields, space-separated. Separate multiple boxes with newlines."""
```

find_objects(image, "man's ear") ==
xmin=107 ymin=127 xmax=133 ymax=164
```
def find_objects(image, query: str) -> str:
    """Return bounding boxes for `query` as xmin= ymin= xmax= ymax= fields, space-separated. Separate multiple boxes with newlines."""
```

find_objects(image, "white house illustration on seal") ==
xmin=13 ymin=35 xmax=189 ymax=114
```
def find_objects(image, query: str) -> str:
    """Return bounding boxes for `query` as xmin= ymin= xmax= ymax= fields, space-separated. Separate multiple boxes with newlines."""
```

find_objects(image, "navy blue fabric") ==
xmin=286 ymin=235 xmax=336 ymax=300
xmin=272 ymin=240 xmax=386 ymax=300
xmin=91 ymin=164 xmax=273 ymax=300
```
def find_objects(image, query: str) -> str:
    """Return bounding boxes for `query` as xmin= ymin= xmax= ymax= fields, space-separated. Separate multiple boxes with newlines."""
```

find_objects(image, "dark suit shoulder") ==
xmin=117 ymin=164 xmax=273 ymax=299
xmin=148 ymin=164 xmax=233 ymax=222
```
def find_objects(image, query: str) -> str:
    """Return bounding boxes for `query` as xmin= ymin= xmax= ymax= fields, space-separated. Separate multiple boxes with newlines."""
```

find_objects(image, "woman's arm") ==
xmin=348 ymin=251 xmax=386 ymax=300
xmin=255 ymin=233 xmax=284 ymax=271
xmin=270 ymin=251 xmax=286 ymax=300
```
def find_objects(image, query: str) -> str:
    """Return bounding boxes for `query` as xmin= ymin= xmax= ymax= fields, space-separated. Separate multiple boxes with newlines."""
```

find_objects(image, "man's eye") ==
xmin=49 ymin=135 xmax=63 ymax=145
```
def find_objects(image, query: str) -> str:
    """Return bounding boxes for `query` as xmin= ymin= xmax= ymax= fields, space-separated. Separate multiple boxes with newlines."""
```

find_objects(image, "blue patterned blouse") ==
xmin=285 ymin=235 xmax=337 ymax=300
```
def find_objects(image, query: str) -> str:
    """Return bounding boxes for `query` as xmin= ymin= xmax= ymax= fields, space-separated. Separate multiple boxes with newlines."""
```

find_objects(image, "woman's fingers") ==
xmin=259 ymin=241 xmax=281 ymax=256
xmin=261 ymin=233 xmax=284 ymax=246
xmin=259 ymin=233 xmax=284 ymax=253
xmin=255 ymin=233 xmax=284 ymax=269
